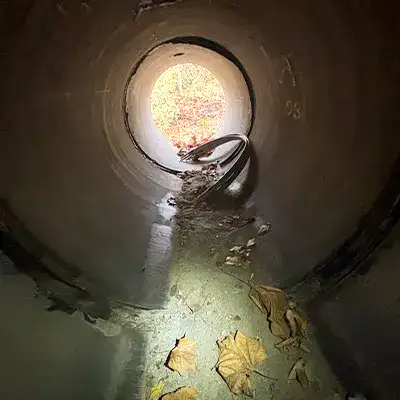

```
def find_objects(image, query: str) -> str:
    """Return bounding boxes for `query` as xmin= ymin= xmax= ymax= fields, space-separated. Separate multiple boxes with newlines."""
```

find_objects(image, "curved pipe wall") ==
xmin=1 ymin=0 xmax=399 ymax=305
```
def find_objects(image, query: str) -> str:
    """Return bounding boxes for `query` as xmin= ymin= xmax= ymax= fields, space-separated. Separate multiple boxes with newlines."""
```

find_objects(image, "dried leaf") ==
xmin=167 ymin=336 xmax=196 ymax=373
xmin=275 ymin=336 xmax=300 ymax=351
xmin=246 ymin=238 xmax=256 ymax=247
xmin=249 ymin=285 xmax=291 ymax=339
xmin=275 ymin=336 xmax=311 ymax=354
xmin=225 ymin=256 xmax=251 ymax=269
xmin=225 ymin=255 xmax=243 ymax=267
xmin=257 ymin=223 xmax=271 ymax=236
xmin=296 ymin=368 xmax=309 ymax=387
xmin=288 ymin=358 xmax=309 ymax=387
xmin=299 ymin=342 xmax=311 ymax=354
xmin=230 ymin=245 xmax=244 ymax=253
xmin=249 ymin=285 xmax=307 ymax=339
xmin=217 ymin=331 xmax=266 ymax=395
xmin=286 ymin=309 xmax=298 ymax=336
xmin=161 ymin=387 xmax=197 ymax=400
xmin=293 ymin=309 xmax=307 ymax=335
xmin=149 ymin=382 xmax=164 ymax=400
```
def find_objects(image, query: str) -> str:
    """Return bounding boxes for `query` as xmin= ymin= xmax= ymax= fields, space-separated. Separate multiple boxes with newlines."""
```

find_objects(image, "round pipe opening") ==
xmin=150 ymin=63 xmax=226 ymax=155
xmin=124 ymin=41 xmax=252 ymax=173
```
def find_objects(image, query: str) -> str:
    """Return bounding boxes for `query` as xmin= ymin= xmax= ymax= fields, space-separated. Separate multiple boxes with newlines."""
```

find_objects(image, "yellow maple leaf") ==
xmin=161 ymin=386 xmax=197 ymax=399
xmin=217 ymin=331 xmax=267 ymax=395
xmin=167 ymin=336 xmax=196 ymax=373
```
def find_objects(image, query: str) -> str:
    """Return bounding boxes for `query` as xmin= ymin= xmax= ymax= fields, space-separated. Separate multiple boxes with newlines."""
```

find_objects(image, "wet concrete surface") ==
xmin=0 ymin=254 xmax=144 ymax=400
xmin=111 ymin=219 xmax=343 ymax=399
xmin=1 ymin=214 xmax=345 ymax=399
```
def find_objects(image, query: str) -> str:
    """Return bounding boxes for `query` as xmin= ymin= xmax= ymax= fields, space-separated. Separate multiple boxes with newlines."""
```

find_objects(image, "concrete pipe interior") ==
xmin=1 ymin=1 xmax=399 ymax=399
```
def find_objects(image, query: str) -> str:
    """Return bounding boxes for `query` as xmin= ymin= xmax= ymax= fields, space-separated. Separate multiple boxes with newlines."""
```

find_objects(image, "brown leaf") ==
xmin=161 ymin=387 xmax=197 ymax=400
xmin=249 ymin=285 xmax=291 ymax=339
xmin=257 ymin=223 xmax=271 ymax=236
xmin=217 ymin=331 xmax=267 ymax=395
xmin=167 ymin=336 xmax=196 ymax=373
xmin=246 ymin=237 xmax=256 ymax=248
xmin=288 ymin=358 xmax=310 ymax=387
xmin=275 ymin=336 xmax=301 ymax=352
xmin=292 ymin=309 xmax=307 ymax=335
xmin=299 ymin=343 xmax=311 ymax=354
xmin=230 ymin=245 xmax=245 ymax=253
xmin=225 ymin=255 xmax=243 ymax=267
xmin=286 ymin=309 xmax=298 ymax=336
xmin=275 ymin=336 xmax=312 ymax=355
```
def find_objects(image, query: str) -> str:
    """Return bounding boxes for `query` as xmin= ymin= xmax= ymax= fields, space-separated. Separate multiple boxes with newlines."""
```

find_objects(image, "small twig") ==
xmin=221 ymin=270 xmax=254 ymax=289
xmin=252 ymin=369 xmax=279 ymax=381
xmin=182 ymin=290 xmax=194 ymax=312
xmin=183 ymin=299 xmax=194 ymax=313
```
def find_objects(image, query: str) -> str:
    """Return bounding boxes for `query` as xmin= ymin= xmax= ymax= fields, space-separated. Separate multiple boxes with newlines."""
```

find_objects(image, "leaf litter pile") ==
xmin=146 ymin=162 xmax=331 ymax=399
xmin=170 ymin=163 xmax=259 ymax=253
xmin=150 ymin=315 xmax=309 ymax=399
xmin=173 ymin=163 xmax=221 ymax=208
